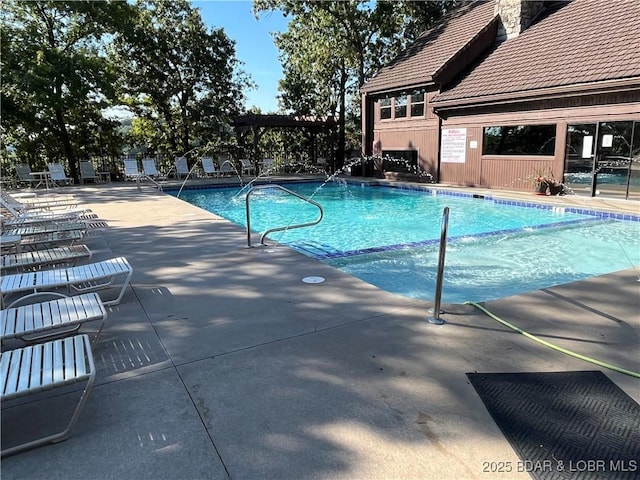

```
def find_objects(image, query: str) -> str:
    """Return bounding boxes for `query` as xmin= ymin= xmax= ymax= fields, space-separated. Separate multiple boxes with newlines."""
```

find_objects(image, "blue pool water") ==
xmin=173 ymin=182 xmax=640 ymax=303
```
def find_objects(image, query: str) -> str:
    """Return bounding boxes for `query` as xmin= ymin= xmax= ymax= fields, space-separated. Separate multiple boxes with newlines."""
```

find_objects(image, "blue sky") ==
xmin=191 ymin=0 xmax=288 ymax=113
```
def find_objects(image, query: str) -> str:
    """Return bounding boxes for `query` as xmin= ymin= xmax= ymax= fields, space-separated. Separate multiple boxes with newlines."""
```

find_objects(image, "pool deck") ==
xmin=2 ymin=177 xmax=639 ymax=479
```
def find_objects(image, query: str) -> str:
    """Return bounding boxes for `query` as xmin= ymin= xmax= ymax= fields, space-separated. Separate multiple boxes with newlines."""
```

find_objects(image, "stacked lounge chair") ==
xmin=0 ymin=188 xmax=134 ymax=457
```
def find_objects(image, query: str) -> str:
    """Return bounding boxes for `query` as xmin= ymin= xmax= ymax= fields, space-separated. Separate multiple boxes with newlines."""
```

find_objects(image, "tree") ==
xmin=253 ymin=0 xmax=457 ymax=170
xmin=1 ymin=0 xmax=132 ymax=180
xmin=110 ymin=0 xmax=252 ymax=158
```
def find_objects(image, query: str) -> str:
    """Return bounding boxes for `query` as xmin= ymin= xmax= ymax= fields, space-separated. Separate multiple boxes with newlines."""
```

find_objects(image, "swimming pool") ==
xmin=173 ymin=182 xmax=640 ymax=303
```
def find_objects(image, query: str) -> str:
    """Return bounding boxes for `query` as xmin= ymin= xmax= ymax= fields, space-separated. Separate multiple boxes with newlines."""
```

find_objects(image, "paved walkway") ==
xmin=2 ymin=180 xmax=639 ymax=480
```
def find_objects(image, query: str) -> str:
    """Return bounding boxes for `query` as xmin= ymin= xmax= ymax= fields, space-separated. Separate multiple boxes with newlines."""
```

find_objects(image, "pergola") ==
xmin=232 ymin=114 xmax=338 ymax=168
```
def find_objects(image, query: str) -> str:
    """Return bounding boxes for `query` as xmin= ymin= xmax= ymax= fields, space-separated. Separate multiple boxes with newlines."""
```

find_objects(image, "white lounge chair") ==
xmin=1 ymin=245 xmax=92 ymax=273
xmin=1 ymin=256 xmax=133 ymax=308
xmin=1 ymin=210 xmax=98 ymax=227
xmin=79 ymin=161 xmax=99 ymax=184
xmin=1 ymin=191 xmax=79 ymax=211
xmin=123 ymin=159 xmax=142 ymax=181
xmin=240 ymin=159 xmax=255 ymax=176
xmin=0 ymin=334 xmax=96 ymax=456
xmin=1 ymin=197 xmax=95 ymax=227
xmin=2 ymin=190 xmax=76 ymax=202
xmin=3 ymin=220 xmax=106 ymax=239
xmin=3 ymin=222 xmax=84 ymax=237
xmin=142 ymin=158 xmax=164 ymax=179
xmin=15 ymin=164 xmax=39 ymax=188
xmin=4 ymin=230 xmax=85 ymax=253
xmin=48 ymin=163 xmax=73 ymax=186
xmin=174 ymin=157 xmax=189 ymax=179
xmin=201 ymin=158 xmax=218 ymax=177
xmin=0 ymin=292 xmax=106 ymax=345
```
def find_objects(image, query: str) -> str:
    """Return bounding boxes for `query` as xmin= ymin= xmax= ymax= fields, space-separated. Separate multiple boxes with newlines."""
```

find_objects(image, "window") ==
xmin=565 ymin=124 xmax=596 ymax=174
xmin=379 ymin=92 xmax=425 ymax=120
xmin=379 ymin=98 xmax=391 ymax=119
xmin=483 ymin=125 xmax=556 ymax=155
xmin=410 ymin=90 xmax=425 ymax=117
xmin=395 ymin=94 xmax=407 ymax=118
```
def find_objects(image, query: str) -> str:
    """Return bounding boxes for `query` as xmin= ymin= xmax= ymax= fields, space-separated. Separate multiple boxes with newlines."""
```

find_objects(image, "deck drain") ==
xmin=302 ymin=276 xmax=325 ymax=284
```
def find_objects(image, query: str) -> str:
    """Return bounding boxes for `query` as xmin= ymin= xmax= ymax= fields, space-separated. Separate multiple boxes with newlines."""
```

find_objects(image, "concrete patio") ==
xmin=1 ymin=180 xmax=638 ymax=480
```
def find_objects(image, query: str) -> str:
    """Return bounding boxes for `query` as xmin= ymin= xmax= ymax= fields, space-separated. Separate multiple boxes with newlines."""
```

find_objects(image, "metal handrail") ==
xmin=428 ymin=206 xmax=449 ymax=325
xmin=135 ymin=175 xmax=163 ymax=192
xmin=245 ymin=184 xmax=324 ymax=247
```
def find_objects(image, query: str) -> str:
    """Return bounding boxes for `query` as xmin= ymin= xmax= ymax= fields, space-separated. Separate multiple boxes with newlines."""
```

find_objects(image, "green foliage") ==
xmin=1 ymin=0 xmax=133 ymax=179
xmin=253 ymin=0 xmax=457 ymax=168
xmin=1 ymin=0 xmax=458 ymax=179
xmin=110 ymin=0 xmax=251 ymax=157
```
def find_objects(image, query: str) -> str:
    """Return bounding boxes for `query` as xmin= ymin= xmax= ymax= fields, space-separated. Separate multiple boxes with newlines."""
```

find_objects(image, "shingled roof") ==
xmin=361 ymin=1 xmax=496 ymax=94
xmin=432 ymin=0 xmax=640 ymax=107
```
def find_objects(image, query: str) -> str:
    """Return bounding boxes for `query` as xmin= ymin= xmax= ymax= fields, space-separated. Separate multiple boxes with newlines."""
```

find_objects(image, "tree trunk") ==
xmin=181 ymin=118 xmax=190 ymax=156
xmin=55 ymin=108 xmax=78 ymax=182
xmin=180 ymin=97 xmax=190 ymax=155
xmin=336 ymin=61 xmax=347 ymax=171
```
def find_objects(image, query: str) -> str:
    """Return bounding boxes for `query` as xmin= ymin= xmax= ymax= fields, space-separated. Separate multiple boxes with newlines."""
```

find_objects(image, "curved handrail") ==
xmin=135 ymin=175 xmax=163 ymax=192
xmin=245 ymin=184 xmax=324 ymax=247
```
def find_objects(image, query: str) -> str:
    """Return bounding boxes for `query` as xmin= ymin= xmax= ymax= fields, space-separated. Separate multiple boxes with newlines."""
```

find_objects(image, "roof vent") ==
xmin=494 ymin=0 xmax=545 ymax=40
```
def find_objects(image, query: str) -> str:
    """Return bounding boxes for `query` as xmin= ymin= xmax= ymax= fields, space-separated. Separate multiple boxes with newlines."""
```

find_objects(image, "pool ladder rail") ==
xmin=133 ymin=174 xmax=163 ymax=192
xmin=245 ymin=184 xmax=324 ymax=247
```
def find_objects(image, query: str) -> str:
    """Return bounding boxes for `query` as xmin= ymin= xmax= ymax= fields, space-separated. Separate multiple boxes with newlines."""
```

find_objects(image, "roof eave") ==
xmin=362 ymin=81 xmax=437 ymax=97
xmin=431 ymin=77 xmax=640 ymax=112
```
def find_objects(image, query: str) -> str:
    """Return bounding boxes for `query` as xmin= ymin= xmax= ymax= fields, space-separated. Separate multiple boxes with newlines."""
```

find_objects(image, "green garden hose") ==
xmin=464 ymin=301 xmax=640 ymax=379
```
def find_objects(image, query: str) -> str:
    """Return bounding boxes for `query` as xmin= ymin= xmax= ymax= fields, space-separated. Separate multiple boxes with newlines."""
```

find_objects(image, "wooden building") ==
xmin=361 ymin=0 xmax=640 ymax=199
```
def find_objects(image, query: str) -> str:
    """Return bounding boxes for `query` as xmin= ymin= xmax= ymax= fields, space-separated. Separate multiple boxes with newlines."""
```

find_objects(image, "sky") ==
xmin=191 ymin=0 xmax=289 ymax=113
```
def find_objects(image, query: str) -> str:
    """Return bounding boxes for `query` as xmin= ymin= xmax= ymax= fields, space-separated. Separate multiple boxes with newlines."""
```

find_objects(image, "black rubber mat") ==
xmin=467 ymin=371 xmax=640 ymax=480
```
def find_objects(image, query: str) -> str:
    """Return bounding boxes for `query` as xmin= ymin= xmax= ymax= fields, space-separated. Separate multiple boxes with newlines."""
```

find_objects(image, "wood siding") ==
xmin=440 ymin=99 xmax=639 ymax=190
xmin=373 ymin=120 xmax=439 ymax=177
xmin=365 ymin=86 xmax=640 ymax=192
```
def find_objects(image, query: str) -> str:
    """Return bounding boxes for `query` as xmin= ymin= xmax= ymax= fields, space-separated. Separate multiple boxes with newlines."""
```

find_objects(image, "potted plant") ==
xmin=531 ymin=167 xmax=565 ymax=195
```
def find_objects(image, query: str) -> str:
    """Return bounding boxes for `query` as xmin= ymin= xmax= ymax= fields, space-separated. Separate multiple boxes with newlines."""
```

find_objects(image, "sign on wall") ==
xmin=441 ymin=128 xmax=467 ymax=163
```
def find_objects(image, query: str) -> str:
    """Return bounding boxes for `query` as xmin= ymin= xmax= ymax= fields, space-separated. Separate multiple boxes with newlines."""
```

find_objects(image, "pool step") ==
xmin=290 ymin=240 xmax=341 ymax=258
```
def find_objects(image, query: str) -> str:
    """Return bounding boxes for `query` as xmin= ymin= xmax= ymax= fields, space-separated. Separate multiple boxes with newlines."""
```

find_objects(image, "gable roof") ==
xmin=361 ymin=1 xmax=496 ymax=94
xmin=432 ymin=0 xmax=640 ymax=107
